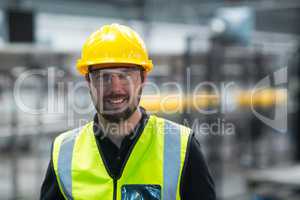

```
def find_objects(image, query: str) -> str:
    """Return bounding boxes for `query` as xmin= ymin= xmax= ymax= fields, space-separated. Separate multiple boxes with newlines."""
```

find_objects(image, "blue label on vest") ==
xmin=121 ymin=184 xmax=161 ymax=200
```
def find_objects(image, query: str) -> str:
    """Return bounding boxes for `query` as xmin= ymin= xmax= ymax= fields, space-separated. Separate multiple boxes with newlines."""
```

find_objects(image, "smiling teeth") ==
xmin=109 ymin=98 xmax=125 ymax=104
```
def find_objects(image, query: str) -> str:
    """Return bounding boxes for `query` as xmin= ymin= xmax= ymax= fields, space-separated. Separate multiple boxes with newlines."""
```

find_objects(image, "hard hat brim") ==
xmin=77 ymin=59 xmax=153 ymax=75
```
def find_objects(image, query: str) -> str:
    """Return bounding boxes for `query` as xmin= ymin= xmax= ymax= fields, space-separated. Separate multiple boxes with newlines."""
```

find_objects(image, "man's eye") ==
xmin=101 ymin=74 xmax=111 ymax=81
xmin=118 ymin=73 xmax=129 ymax=80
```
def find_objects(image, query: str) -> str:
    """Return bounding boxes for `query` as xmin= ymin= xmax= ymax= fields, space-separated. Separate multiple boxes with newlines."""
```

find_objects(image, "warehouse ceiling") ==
xmin=0 ymin=0 xmax=299 ymax=35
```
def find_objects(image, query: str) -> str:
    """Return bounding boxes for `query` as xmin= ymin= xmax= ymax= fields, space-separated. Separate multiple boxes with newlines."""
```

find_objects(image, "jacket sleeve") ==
xmin=40 ymin=145 xmax=65 ymax=200
xmin=180 ymin=132 xmax=216 ymax=200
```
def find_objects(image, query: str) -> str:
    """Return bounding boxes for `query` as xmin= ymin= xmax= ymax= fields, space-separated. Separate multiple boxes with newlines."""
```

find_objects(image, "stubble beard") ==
xmin=92 ymin=88 xmax=142 ymax=123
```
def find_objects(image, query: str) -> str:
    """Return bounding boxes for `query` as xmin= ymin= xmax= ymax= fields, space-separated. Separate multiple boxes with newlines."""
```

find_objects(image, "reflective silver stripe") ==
xmin=57 ymin=128 xmax=81 ymax=200
xmin=163 ymin=120 xmax=181 ymax=200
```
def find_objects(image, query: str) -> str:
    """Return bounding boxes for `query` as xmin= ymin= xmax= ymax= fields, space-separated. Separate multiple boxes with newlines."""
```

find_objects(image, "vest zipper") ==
xmin=113 ymin=179 xmax=117 ymax=200
xmin=93 ymin=114 xmax=150 ymax=200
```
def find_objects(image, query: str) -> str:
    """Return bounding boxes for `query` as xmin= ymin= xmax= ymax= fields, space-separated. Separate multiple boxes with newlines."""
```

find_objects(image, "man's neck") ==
xmin=97 ymin=108 xmax=142 ymax=148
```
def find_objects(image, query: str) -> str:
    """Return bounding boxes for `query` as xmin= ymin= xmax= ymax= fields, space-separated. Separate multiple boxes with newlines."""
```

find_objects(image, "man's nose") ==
xmin=110 ymin=74 xmax=123 ymax=90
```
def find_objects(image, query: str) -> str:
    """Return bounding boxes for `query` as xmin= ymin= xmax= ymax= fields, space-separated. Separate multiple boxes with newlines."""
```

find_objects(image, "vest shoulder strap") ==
xmin=52 ymin=124 xmax=90 ymax=200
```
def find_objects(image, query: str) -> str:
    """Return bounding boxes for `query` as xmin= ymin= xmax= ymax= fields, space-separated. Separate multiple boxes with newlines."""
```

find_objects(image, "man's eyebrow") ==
xmin=104 ymin=68 xmax=139 ymax=73
xmin=90 ymin=67 xmax=141 ymax=73
xmin=103 ymin=69 xmax=128 ymax=73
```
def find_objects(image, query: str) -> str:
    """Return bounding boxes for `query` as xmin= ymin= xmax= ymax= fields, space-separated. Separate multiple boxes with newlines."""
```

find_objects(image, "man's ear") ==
xmin=141 ymin=71 xmax=148 ymax=84
xmin=85 ymin=74 xmax=91 ymax=88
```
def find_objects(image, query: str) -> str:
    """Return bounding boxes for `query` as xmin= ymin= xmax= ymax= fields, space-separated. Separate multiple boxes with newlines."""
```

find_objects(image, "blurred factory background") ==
xmin=0 ymin=0 xmax=299 ymax=199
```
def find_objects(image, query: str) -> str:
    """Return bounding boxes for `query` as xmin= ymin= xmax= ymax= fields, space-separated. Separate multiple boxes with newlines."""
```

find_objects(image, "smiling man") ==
xmin=40 ymin=23 xmax=215 ymax=200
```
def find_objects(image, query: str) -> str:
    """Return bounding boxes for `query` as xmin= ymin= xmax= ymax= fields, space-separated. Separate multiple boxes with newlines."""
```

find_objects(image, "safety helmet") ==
xmin=76 ymin=23 xmax=153 ymax=75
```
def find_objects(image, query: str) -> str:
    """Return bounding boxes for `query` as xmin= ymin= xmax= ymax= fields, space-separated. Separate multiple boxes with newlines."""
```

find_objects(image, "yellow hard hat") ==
xmin=76 ymin=23 xmax=153 ymax=75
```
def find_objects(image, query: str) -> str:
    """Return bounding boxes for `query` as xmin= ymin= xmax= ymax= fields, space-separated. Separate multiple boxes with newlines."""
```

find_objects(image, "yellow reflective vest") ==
xmin=52 ymin=115 xmax=191 ymax=200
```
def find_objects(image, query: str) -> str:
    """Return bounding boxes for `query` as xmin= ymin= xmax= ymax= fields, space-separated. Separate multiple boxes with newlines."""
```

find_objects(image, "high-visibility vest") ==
xmin=52 ymin=115 xmax=191 ymax=200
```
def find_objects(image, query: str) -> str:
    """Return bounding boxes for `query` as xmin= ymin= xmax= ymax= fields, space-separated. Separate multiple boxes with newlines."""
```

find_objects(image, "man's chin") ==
xmin=100 ymin=107 xmax=136 ymax=123
xmin=105 ymin=100 xmax=128 ymax=110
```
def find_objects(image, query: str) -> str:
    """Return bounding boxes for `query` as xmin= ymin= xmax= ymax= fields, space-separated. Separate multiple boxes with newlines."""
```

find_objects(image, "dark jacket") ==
xmin=40 ymin=111 xmax=216 ymax=200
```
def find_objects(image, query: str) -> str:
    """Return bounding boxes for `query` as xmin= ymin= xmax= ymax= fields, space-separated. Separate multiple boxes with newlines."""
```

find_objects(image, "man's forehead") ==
xmin=89 ymin=65 xmax=142 ymax=72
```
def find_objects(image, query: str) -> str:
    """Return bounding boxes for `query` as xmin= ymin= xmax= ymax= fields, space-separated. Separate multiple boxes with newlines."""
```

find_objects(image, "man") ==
xmin=40 ymin=23 xmax=215 ymax=200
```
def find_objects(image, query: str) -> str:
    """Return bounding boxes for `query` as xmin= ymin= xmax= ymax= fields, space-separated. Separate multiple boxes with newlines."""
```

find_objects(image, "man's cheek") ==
xmin=91 ymin=89 xmax=103 ymax=104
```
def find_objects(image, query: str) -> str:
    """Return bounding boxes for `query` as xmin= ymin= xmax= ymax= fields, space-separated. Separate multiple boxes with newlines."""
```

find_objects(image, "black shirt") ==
xmin=40 ymin=110 xmax=216 ymax=200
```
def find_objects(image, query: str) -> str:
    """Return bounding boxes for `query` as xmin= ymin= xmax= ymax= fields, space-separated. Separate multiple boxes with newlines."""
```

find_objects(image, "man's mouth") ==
xmin=105 ymin=96 xmax=129 ymax=107
xmin=107 ymin=96 xmax=127 ymax=104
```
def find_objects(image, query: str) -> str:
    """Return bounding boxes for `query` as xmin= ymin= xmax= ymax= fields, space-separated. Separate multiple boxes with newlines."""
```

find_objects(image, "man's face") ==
xmin=87 ymin=66 xmax=146 ymax=123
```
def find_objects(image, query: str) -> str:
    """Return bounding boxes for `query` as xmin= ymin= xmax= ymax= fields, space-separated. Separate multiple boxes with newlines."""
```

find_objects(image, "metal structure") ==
xmin=0 ymin=0 xmax=299 ymax=200
xmin=182 ymin=31 xmax=297 ymax=199
xmin=0 ymin=0 xmax=300 ymax=33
